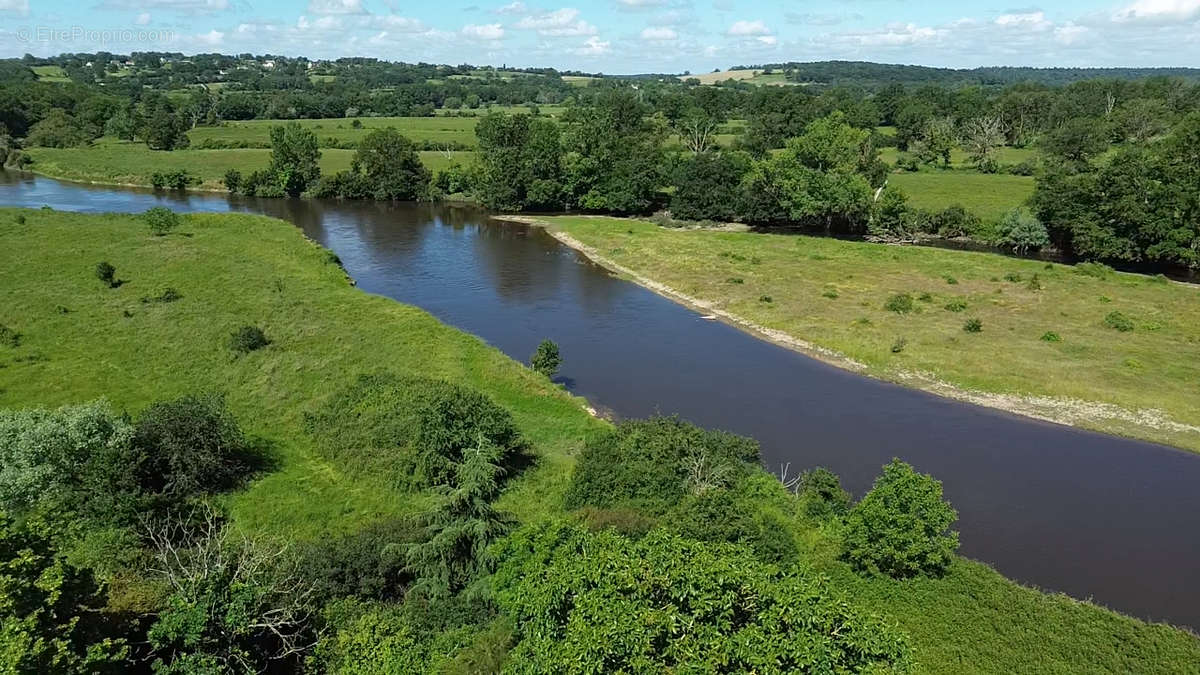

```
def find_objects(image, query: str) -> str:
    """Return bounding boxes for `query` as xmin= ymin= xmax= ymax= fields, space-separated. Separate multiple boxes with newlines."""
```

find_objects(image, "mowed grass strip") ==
xmin=0 ymin=208 xmax=600 ymax=538
xmin=543 ymin=216 xmax=1200 ymax=452
xmin=888 ymin=171 xmax=1036 ymax=221
xmin=25 ymin=140 xmax=473 ymax=189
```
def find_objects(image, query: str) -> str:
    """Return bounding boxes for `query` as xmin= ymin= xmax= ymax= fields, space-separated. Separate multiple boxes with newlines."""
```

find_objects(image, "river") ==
xmin=3 ymin=170 xmax=1199 ymax=631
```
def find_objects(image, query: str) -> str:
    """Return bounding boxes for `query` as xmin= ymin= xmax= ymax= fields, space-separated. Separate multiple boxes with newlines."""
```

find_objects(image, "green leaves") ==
xmin=843 ymin=459 xmax=959 ymax=579
xmin=493 ymin=521 xmax=913 ymax=673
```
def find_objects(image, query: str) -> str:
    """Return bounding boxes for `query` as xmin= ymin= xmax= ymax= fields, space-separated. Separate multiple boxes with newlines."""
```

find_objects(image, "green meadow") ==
xmin=25 ymin=140 xmax=473 ymax=190
xmin=542 ymin=215 xmax=1200 ymax=452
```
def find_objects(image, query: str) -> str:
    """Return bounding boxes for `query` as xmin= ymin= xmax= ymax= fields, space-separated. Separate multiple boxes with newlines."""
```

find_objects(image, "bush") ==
xmin=131 ymin=393 xmax=258 ymax=504
xmin=141 ymin=287 xmax=182 ymax=304
xmin=797 ymin=467 xmax=851 ymax=519
xmin=963 ymin=318 xmax=983 ymax=333
xmin=1040 ymin=331 xmax=1062 ymax=342
xmin=759 ymin=294 xmax=772 ymax=303
xmin=669 ymin=489 xmax=798 ymax=563
xmin=997 ymin=208 xmax=1050 ymax=254
xmin=890 ymin=337 xmax=907 ymax=353
xmin=883 ymin=293 xmax=915 ymax=314
xmin=229 ymin=325 xmax=271 ymax=353
xmin=304 ymin=373 xmax=528 ymax=488
xmin=493 ymin=521 xmax=913 ymax=672
xmin=142 ymin=206 xmax=180 ymax=236
xmin=149 ymin=170 xmax=198 ymax=191
xmin=1104 ymin=311 xmax=1134 ymax=332
xmin=529 ymin=339 xmax=561 ymax=378
xmin=916 ymin=205 xmax=981 ymax=238
xmin=299 ymin=519 xmax=418 ymax=603
xmin=944 ymin=298 xmax=967 ymax=312
xmin=94 ymin=261 xmax=117 ymax=288
xmin=14 ymin=214 xmax=25 ymax=225
xmin=843 ymin=458 xmax=959 ymax=578
xmin=943 ymin=275 xmax=958 ymax=284
xmin=222 ymin=168 xmax=242 ymax=193
xmin=564 ymin=417 xmax=759 ymax=516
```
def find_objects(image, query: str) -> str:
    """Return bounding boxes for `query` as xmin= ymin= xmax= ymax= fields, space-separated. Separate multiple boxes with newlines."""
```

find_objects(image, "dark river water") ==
xmin=3 ymin=171 xmax=1199 ymax=631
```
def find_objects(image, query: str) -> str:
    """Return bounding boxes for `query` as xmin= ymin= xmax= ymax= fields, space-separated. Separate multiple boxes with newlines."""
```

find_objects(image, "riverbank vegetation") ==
xmin=540 ymin=215 xmax=1200 ymax=452
xmin=2 ymin=207 xmax=1197 ymax=672
xmin=4 ymin=54 xmax=1199 ymax=271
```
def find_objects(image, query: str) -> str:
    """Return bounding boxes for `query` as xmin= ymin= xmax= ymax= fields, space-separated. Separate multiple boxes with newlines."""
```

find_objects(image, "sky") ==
xmin=2 ymin=0 xmax=1199 ymax=73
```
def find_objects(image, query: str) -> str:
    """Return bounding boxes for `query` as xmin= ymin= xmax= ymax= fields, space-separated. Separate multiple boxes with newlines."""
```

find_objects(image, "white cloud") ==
xmin=493 ymin=1 xmax=527 ymax=14
xmin=618 ymin=0 xmax=666 ymax=8
xmin=515 ymin=8 xmax=597 ymax=36
xmin=841 ymin=22 xmax=945 ymax=46
xmin=307 ymin=0 xmax=367 ymax=16
xmin=640 ymin=26 xmax=676 ymax=40
xmin=757 ymin=35 xmax=777 ymax=45
xmin=572 ymin=35 xmax=610 ymax=55
xmin=0 ymin=0 xmax=28 ymax=15
xmin=135 ymin=11 xmax=151 ymax=24
xmin=727 ymin=19 xmax=771 ymax=36
xmin=195 ymin=29 xmax=224 ymax=45
xmin=1113 ymin=0 xmax=1200 ymax=21
xmin=1054 ymin=22 xmax=1089 ymax=44
xmin=994 ymin=11 xmax=1051 ymax=30
xmin=463 ymin=22 xmax=505 ymax=40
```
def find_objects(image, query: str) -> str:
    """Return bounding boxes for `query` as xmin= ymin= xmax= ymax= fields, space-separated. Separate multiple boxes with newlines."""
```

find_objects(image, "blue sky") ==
xmin=3 ymin=0 xmax=1199 ymax=73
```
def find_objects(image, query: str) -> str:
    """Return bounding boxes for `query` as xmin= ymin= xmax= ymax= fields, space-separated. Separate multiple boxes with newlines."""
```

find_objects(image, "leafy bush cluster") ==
xmin=149 ymin=170 xmax=198 ymax=191
xmin=229 ymin=325 xmax=271 ymax=353
xmin=305 ymin=373 xmax=528 ymax=488
xmin=528 ymin=339 xmax=561 ymax=378
xmin=492 ymin=520 xmax=914 ymax=673
xmin=142 ymin=206 xmax=180 ymax=236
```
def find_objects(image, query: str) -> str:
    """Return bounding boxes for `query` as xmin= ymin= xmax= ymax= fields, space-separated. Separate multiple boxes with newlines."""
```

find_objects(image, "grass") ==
xmin=542 ymin=216 xmax=1200 ymax=453
xmin=1 ymin=208 xmax=1197 ymax=672
xmin=188 ymin=116 xmax=481 ymax=148
xmin=879 ymin=145 xmax=1037 ymax=168
xmin=0 ymin=208 xmax=601 ymax=537
xmin=24 ymin=139 xmax=473 ymax=190
xmin=889 ymin=171 xmax=1036 ymax=221
xmin=32 ymin=64 xmax=70 ymax=82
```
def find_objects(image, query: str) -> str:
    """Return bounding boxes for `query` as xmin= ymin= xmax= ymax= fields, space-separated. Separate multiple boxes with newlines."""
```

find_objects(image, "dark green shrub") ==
xmin=798 ymin=467 xmax=852 ymax=519
xmin=759 ymin=295 xmax=772 ymax=303
xmin=669 ymin=489 xmax=797 ymax=563
xmin=726 ymin=277 xmax=744 ymax=284
xmin=529 ymin=339 xmax=561 ymax=378
xmin=141 ymin=287 xmax=182 ymax=304
xmin=963 ymin=318 xmax=983 ymax=333
xmin=822 ymin=288 xmax=839 ymax=299
xmin=1003 ymin=272 xmax=1023 ymax=282
xmin=943 ymin=275 xmax=958 ymax=284
xmin=142 ymin=206 xmax=180 ymax=236
xmin=1040 ymin=331 xmax=1062 ymax=342
xmin=891 ymin=337 xmax=907 ymax=353
xmin=299 ymin=519 xmax=418 ymax=603
xmin=943 ymin=298 xmax=967 ymax=313
xmin=304 ymin=373 xmax=528 ymax=488
xmin=1026 ymin=274 xmax=1043 ymax=291
xmin=564 ymin=417 xmax=760 ymax=516
xmin=149 ymin=172 xmax=166 ymax=190
xmin=229 ymin=325 xmax=271 ymax=353
xmin=917 ymin=292 xmax=933 ymax=302
xmin=14 ymin=214 xmax=25 ymax=225
xmin=94 ymin=261 xmax=117 ymax=288
xmin=351 ymin=118 xmax=363 ymax=128
xmin=222 ymin=168 xmax=242 ymax=193
xmin=149 ymin=170 xmax=197 ymax=191
xmin=1104 ymin=311 xmax=1134 ymax=332
xmin=883 ymin=293 xmax=914 ymax=314
xmin=843 ymin=458 xmax=959 ymax=578
xmin=132 ymin=393 xmax=259 ymax=503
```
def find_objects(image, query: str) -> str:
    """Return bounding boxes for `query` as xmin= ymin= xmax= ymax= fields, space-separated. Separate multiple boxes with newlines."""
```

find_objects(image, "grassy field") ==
xmin=879 ymin=145 xmax=1036 ymax=168
xmin=889 ymin=171 xmax=1036 ymax=221
xmin=31 ymin=64 xmax=70 ymax=82
xmin=1 ymin=208 xmax=1197 ymax=672
xmin=189 ymin=116 xmax=481 ymax=148
xmin=541 ymin=216 xmax=1200 ymax=452
xmin=25 ymin=140 xmax=473 ymax=190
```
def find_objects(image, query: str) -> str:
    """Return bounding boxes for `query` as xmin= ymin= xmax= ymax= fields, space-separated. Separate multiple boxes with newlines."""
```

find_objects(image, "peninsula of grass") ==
xmin=1 ymin=207 xmax=1197 ymax=672
xmin=538 ymin=215 xmax=1200 ymax=453
xmin=24 ymin=139 xmax=473 ymax=190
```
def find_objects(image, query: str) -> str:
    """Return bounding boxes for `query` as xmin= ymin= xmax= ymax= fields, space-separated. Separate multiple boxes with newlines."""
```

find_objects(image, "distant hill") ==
xmin=724 ymin=60 xmax=1200 ymax=88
